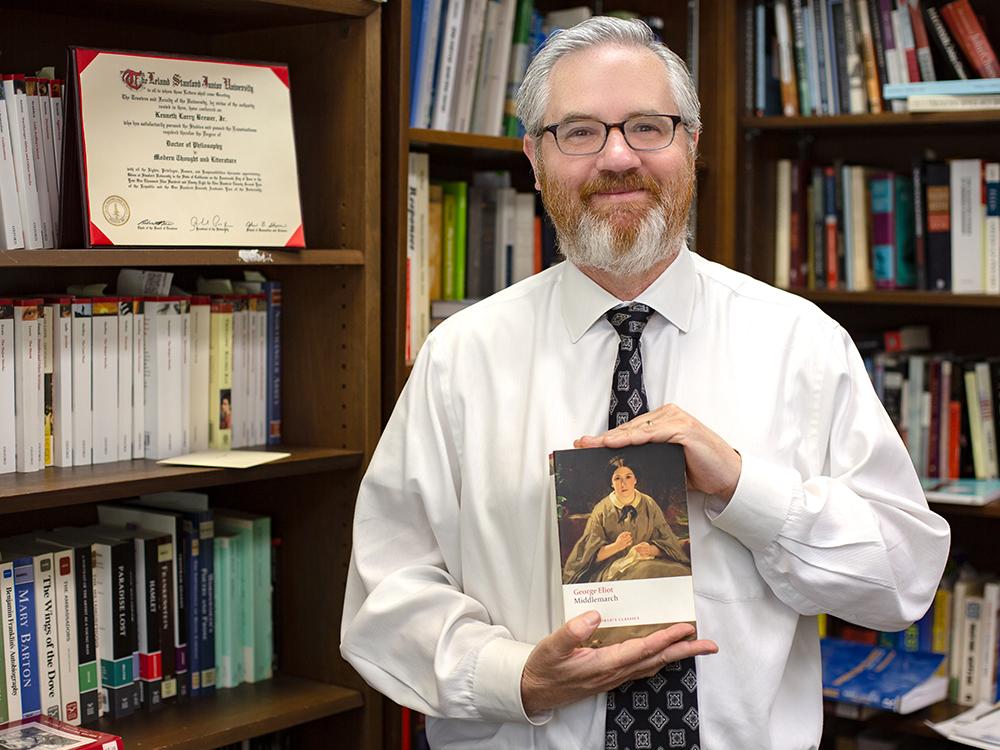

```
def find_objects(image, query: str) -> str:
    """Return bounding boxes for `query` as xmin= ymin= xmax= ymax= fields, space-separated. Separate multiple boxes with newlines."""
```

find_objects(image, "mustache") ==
xmin=580 ymin=171 xmax=663 ymax=203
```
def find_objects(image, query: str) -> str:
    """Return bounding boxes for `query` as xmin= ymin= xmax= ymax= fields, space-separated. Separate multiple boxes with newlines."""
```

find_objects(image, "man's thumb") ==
xmin=559 ymin=610 xmax=601 ymax=651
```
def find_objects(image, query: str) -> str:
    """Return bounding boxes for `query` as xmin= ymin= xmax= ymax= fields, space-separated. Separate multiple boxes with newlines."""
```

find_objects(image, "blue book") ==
xmin=9 ymin=553 xmax=40 ymax=718
xmin=263 ymin=281 xmax=281 ymax=445
xmin=883 ymin=78 xmax=1000 ymax=100
xmin=920 ymin=477 xmax=1000 ymax=506
xmin=821 ymin=638 xmax=947 ymax=713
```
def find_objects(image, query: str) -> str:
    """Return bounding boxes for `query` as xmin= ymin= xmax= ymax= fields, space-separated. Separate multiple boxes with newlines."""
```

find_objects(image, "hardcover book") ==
xmin=551 ymin=443 xmax=695 ymax=648
xmin=0 ymin=715 xmax=122 ymax=749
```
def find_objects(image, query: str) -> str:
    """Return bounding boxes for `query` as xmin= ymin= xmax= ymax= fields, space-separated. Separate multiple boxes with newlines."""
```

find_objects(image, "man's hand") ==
xmin=520 ymin=611 xmax=718 ymax=715
xmin=575 ymin=404 xmax=742 ymax=502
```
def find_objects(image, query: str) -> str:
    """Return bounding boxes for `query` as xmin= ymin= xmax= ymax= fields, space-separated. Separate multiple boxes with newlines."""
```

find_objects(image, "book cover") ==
xmin=0 ymin=302 xmax=13 ymax=475
xmin=23 ymin=547 xmax=60 ymax=723
xmin=940 ymin=0 xmax=1000 ymax=79
xmin=855 ymin=0 xmax=884 ymax=112
xmin=0 ymin=715 xmax=122 ymax=749
xmin=129 ymin=530 xmax=168 ymax=711
xmin=894 ymin=175 xmax=916 ymax=288
xmin=131 ymin=299 xmax=144 ymax=459
xmin=870 ymin=171 xmax=897 ymax=289
xmin=23 ymin=78 xmax=54 ymax=248
xmin=921 ymin=477 xmax=1000 ymax=505
xmin=985 ymin=162 xmax=1000 ymax=294
xmin=2 ymin=76 xmax=42 ymax=249
xmin=551 ymin=443 xmax=695 ymax=648
xmin=907 ymin=0 xmax=937 ymax=82
xmin=922 ymin=2 xmax=971 ymax=79
xmin=820 ymin=638 xmax=947 ymax=713
xmin=49 ymin=547 xmax=80 ymax=725
xmin=2 ymin=543 xmax=42 ymax=718
xmin=90 ymin=298 xmax=118 ymax=465
xmin=262 ymin=282 xmax=281 ymax=445
xmin=35 ymin=79 xmax=59 ymax=247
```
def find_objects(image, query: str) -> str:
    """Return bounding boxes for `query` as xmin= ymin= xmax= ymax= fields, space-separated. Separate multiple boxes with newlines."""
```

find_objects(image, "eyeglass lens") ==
xmin=554 ymin=115 xmax=677 ymax=155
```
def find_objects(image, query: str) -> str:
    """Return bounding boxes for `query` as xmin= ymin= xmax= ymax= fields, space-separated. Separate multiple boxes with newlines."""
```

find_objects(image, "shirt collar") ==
xmin=561 ymin=246 xmax=696 ymax=343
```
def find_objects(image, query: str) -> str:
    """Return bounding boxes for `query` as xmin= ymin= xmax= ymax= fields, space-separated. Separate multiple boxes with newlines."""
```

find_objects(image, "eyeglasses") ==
xmin=542 ymin=114 xmax=683 ymax=156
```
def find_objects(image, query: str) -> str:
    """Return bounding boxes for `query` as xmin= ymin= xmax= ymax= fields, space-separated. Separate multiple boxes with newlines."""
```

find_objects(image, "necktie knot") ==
xmin=606 ymin=303 xmax=652 ymax=340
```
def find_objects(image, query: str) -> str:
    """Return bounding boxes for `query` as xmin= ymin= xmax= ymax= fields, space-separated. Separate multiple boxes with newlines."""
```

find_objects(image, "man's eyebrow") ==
xmin=553 ymin=110 xmax=663 ymax=123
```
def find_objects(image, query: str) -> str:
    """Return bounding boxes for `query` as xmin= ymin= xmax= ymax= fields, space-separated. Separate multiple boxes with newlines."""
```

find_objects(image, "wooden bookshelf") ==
xmin=0 ymin=0 xmax=384 ymax=747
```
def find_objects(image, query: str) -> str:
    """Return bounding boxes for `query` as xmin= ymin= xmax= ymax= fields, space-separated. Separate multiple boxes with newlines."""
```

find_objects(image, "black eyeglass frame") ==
xmin=541 ymin=114 xmax=684 ymax=156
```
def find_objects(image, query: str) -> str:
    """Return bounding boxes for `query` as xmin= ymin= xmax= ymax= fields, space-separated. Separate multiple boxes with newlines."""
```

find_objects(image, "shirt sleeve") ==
xmin=708 ymin=325 xmax=951 ymax=632
xmin=339 ymin=334 xmax=544 ymax=726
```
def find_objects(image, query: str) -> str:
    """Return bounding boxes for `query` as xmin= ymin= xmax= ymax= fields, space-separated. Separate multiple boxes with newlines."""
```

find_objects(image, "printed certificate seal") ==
xmin=103 ymin=195 xmax=130 ymax=226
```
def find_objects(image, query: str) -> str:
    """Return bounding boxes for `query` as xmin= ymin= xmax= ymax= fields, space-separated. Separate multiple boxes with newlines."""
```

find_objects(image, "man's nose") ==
xmin=595 ymin=126 xmax=642 ymax=172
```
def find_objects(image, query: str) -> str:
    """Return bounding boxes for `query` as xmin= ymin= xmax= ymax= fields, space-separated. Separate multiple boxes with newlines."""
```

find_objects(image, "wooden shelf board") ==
xmin=0 ymin=447 xmax=363 ymax=512
xmin=796 ymin=289 xmax=1000 ymax=308
xmin=100 ymin=676 xmax=364 ymax=750
xmin=0 ymin=249 xmax=364 ymax=268
xmin=744 ymin=110 xmax=1000 ymax=129
xmin=409 ymin=128 xmax=524 ymax=153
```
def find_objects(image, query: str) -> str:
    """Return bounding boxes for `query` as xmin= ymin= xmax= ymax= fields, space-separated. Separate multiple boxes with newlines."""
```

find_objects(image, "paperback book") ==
xmin=550 ymin=443 xmax=695 ymax=648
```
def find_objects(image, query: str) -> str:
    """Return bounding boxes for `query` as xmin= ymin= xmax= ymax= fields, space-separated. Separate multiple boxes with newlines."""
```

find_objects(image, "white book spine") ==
xmin=90 ymin=301 xmax=118 ymax=465
xmin=34 ymin=552 xmax=61 ymax=721
xmin=117 ymin=301 xmax=133 ymax=461
xmin=2 ymin=560 xmax=23 ymax=721
xmin=3 ymin=78 xmax=42 ymax=249
xmin=35 ymin=80 xmax=59 ymax=246
xmin=51 ymin=548 xmax=80 ymax=725
xmin=979 ymin=583 xmax=1000 ymax=710
xmin=49 ymin=82 xmax=63 ymax=194
xmin=774 ymin=159 xmax=792 ymax=289
xmin=70 ymin=302 xmax=92 ymax=466
xmin=470 ymin=0 xmax=502 ymax=133
xmin=976 ymin=361 xmax=1000 ymax=480
xmin=230 ymin=299 xmax=250 ymax=449
xmin=431 ymin=0 xmax=468 ymax=131
xmin=180 ymin=300 xmax=191 ymax=455
xmin=144 ymin=300 xmax=183 ymax=459
xmin=451 ymin=0 xmax=488 ymax=132
xmin=132 ymin=303 xmax=145 ymax=458
xmin=950 ymin=159 xmax=984 ymax=294
xmin=189 ymin=300 xmax=211 ymax=453
xmin=254 ymin=297 xmax=267 ymax=446
xmin=481 ymin=0 xmax=517 ymax=136
xmin=512 ymin=192 xmax=535 ymax=283
xmin=41 ymin=304 xmax=53 ymax=467
xmin=0 ymin=87 xmax=23 ymax=249
xmin=14 ymin=301 xmax=42 ymax=473
xmin=0 ymin=304 xmax=14 ymax=473
xmin=246 ymin=298 xmax=261 ymax=446
xmin=24 ymin=80 xmax=53 ymax=248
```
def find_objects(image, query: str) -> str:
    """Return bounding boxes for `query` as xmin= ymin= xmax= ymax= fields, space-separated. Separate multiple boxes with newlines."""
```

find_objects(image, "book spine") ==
xmin=452 ymin=0 xmax=488 ymax=132
xmin=208 ymin=301 xmax=234 ymax=450
xmin=894 ymin=176 xmax=916 ymax=288
xmin=117 ymin=300 xmax=133 ymax=461
xmin=950 ymin=158 xmax=984 ymax=294
xmin=263 ymin=282 xmax=281 ymax=445
xmin=0 ymin=86 xmax=24 ymax=249
xmin=157 ymin=538 xmax=177 ymax=705
xmin=430 ymin=0 xmax=466 ymax=131
xmin=790 ymin=0 xmax=812 ymax=115
xmin=70 ymin=303 xmax=92 ymax=467
xmin=23 ymin=79 xmax=53 ymax=248
xmin=959 ymin=593 xmax=984 ymax=705
xmin=14 ymin=556 xmax=41 ymax=717
xmin=911 ymin=159 xmax=928 ymax=291
xmin=71 ymin=546 xmax=98 ymax=724
xmin=775 ymin=159 xmax=793 ymax=288
xmin=0 ymin=305 xmax=16 ymax=475
xmin=34 ymin=553 xmax=61 ymax=721
xmin=94 ymin=543 xmax=135 ymax=719
xmin=180 ymin=300 xmax=191 ymax=455
xmin=925 ymin=162 xmax=952 ymax=291
xmin=52 ymin=549 xmax=80 ymax=725
xmin=132 ymin=301 xmax=144 ymax=459
xmin=4 ymin=77 xmax=43 ymax=248
xmin=940 ymin=0 xmax=1000 ymax=79
xmin=824 ymin=166 xmax=839 ymax=288
xmin=775 ymin=0 xmax=800 ymax=115
xmin=90 ymin=299 xmax=118 ymax=465
xmin=182 ymin=520 xmax=201 ymax=698
xmin=213 ymin=536 xmax=232 ymax=689
xmin=922 ymin=4 xmax=969 ymax=79
xmin=985 ymin=163 xmax=1000 ymax=295
xmin=13 ymin=301 xmax=42 ymax=473
xmin=136 ymin=538 xmax=163 ymax=711
xmin=253 ymin=518 xmax=273 ymax=682
xmin=229 ymin=296 xmax=250 ymax=450
xmin=871 ymin=173 xmax=896 ymax=289
xmin=908 ymin=0 xmax=936 ymax=82
xmin=2 ymin=561 xmax=22 ymax=722
xmin=188 ymin=298 xmax=211 ymax=453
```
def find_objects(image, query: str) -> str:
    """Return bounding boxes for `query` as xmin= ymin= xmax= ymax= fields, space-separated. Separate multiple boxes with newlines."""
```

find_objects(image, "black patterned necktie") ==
xmin=604 ymin=303 xmax=701 ymax=750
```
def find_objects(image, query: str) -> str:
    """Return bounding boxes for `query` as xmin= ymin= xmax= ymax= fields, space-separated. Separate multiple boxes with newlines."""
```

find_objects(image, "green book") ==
xmin=213 ymin=531 xmax=244 ymax=689
xmin=214 ymin=509 xmax=272 ymax=684
xmin=440 ymin=186 xmax=457 ymax=299
xmin=441 ymin=181 xmax=468 ymax=299
xmin=503 ymin=0 xmax=535 ymax=137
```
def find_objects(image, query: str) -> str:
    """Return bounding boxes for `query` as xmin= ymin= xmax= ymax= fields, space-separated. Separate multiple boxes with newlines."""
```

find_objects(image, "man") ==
xmin=341 ymin=17 xmax=950 ymax=749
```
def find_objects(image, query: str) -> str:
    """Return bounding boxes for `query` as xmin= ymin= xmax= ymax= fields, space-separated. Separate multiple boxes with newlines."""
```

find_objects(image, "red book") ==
xmin=940 ymin=0 xmax=1000 ymax=78
xmin=0 ymin=716 xmax=123 ymax=748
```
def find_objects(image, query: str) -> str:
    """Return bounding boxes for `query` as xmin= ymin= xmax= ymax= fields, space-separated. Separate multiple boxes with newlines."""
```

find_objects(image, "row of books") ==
xmin=0 ymin=70 xmax=62 ymax=250
xmin=0 ymin=275 xmax=282 ymax=473
xmin=754 ymin=0 xmax=1000 ymax=118
xmin=0 ymin=492 xmax=274 ymax=727
xmin=774 ymin=156 xmax=1000 ymax=294
xmin=406 ymin=154 xmax=557 ymax=359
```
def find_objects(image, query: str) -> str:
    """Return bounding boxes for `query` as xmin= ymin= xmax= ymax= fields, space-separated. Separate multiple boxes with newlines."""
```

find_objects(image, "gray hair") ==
xmin=515 ymin=16 xmax=701 ymax=149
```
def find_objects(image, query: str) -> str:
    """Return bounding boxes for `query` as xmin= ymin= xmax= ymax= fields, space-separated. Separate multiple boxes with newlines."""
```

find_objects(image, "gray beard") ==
xmin=559 ymin=204 xmax=684 ymax=278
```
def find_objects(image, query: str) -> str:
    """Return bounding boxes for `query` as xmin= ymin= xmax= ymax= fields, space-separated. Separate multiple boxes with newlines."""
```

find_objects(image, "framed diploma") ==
xmin=64 ymin=48 xmax=305 ymax=248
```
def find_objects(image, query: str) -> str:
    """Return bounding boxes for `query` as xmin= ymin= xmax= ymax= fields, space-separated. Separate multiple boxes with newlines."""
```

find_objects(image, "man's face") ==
xmin=525 ymin=45 xmax=697 ymax=277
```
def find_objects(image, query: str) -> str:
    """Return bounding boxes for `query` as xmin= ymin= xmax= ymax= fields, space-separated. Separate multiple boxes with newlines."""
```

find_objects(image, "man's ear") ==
xmin=523 ymin=136 xmax=541 ymax=192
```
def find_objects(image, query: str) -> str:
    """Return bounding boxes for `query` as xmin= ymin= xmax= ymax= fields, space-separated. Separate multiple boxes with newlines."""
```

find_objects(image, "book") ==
xmin=441 ymin=181 xmax=468 ymax=300
xmin=214 ymin=508 xmax=272 ymax=683
xmin=0 ymin=715 xmax=122 ymax=748
xmin=921 ymin=477 xmax=1000 ymax=505
xmin=0 ymin=560 xmax=21 ymax=722
xmin=262 ymin=282 xmax=281 ymax=445
xmin=143 ymin=297 xmax=184 ymax=459
xmin=871 ymin=171 xmax=897 ymax=289
xmin=884 ymin=78 xmax=1000 ymax=98
xmin=0 ymin=540 xmax=44 ymax=718
xmin=229 ymin=295 xmax=250 ymax=450
xmin=840 ymin=0 xmax=868 ymax=113
xmin=2 ymin=76 xmax=42 ymax=249
xmin=876 ymin=0 xmax=908 ymax=112
xmin=178 ymin=299 xmax=191 ymax=454
xmin=451 ymin=0 xmax=489 ymax=133
xmin=924 ymin=161 xmax=952 ymax=291
xmin=986 ymin=163 xmax=1000 ymax=294
xmin=33 ymin=531 xmax=99 ymax=724
xmin=939 ymin=0 xmax=1000 ymax=79
xmin=13 ymin=299 xmax=42 ymax=474
xmin=473 ymin=0 xmax=517 ymax=135
xmin=855 ymin=0 xmax=884 ymax=112
xmin=907 ymin=0 xmax=937 ymax=82
xmin=188 ymin=295 xmax=211 ymax=453
xmin=775 ymin=0 xmax=801 ymax=115
xmin=410 ymin=0 xmax=446 ymax=128
xmin=790 ymin=0 xmax=813 ymax=115
xmin=911 ymin=157 xmax=929 ymax=291
xmin=552 ymin=443 xmax=695 ymax=648
xmin=502 ymin=0 xmax=535 ymax=136
xmin=894 ymin=175 xmax=916 ymax=288
xmin=909 ymin=93 xmax=1000 ymax=109
xmin=23 ymin=78 xmax=54 ymax=248
xmin=131 ymin=299 xmax=144 ymax=459
xmin=0 ymin=302 xmax=13 ymax=475
xmin=209 ymin=298 xmax=234 ymax=450
xmin=90 ymin=298 xmax=118 ymax=465
xmin=820 ymin=638 xmax=948 ymax=713
xmin=922 ymin=2 xmax=971 ymax=79
xmin=48 ymin=546 xmax=80 ymax=725
xmin=430 ymin=0 xmax=467 ymax=131
xmin=213 ymin=530 xmax=245 ymax=689
xmin=407 ymin=152 xmax=431 ymax=362
xmin=775 ymin=158 xmax=793 ymax=288
xmin=950 ymin=158 xmax=984 ymax=294
xmin=116 ymin=299 xmax=133 ymax=461
xmin=0 ymin=85 xmax=23 ymax=249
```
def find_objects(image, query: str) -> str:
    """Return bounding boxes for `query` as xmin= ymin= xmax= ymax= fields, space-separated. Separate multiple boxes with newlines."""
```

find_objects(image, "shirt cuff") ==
xmin=709 ymin=454 xmax=795 ymax=552
xmin=474 ymin=637 xmax=552 ymax=726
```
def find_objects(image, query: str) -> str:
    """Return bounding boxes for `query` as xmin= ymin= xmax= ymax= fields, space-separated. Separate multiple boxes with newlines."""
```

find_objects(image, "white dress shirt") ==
xmin=341 ymin=248 xmax=951 ymax=750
